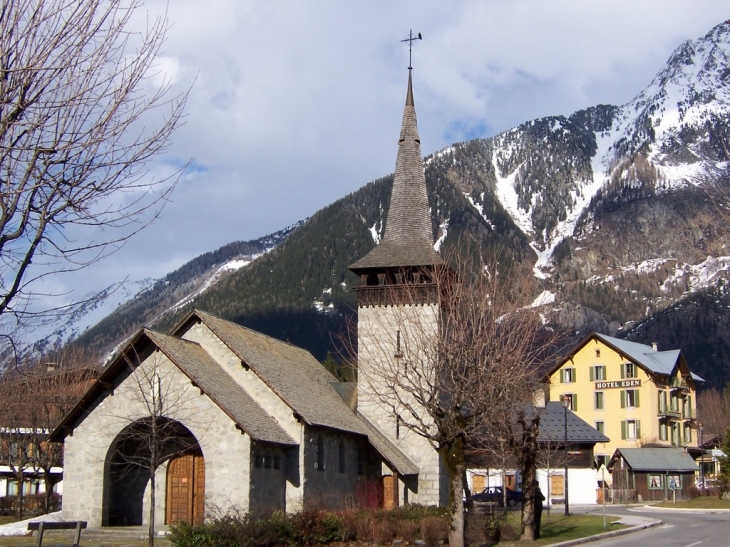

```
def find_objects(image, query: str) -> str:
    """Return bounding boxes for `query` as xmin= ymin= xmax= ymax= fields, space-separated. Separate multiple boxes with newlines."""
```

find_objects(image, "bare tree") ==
xmin=698 ymin=385 xmax=730 ymax=440
xmin=0 ymin=348 xmax=99 ymax=517
xmin=0 ymin=0 xmax=189 ymax=338
xmin=356 ymin=249 xmax=558 ymax=546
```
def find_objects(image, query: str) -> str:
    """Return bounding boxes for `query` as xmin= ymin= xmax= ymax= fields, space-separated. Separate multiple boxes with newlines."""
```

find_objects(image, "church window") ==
xmin=357 ymin=448 xmax=365 ymax=475
xmin=254 ymin=452 xmax=264 ymax=468
xmin=316 ymin=435 xmax=325 ymax=471
xmin=338 ymin=440 xmax=346 ymax=473
xmin=396 ymin=415 xmax=401 ymax=439
xmin=395 ymin=330 xmax=402 ymax=358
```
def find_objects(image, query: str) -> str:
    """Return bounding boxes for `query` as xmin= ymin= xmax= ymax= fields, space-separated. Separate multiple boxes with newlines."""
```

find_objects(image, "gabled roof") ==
xmin=176 ymin=310 xmax=419 ymax=475
xmin=50 ymin=329 xmax=295 ymax=445
xmin=554 ymin=332 xmax=705 ymax=383
xmin=349 ymin=70 xmax=443 ymax=273
xmin=537 ymin=402 xmax=610 ymax=444
xmin=611 ymin=447 xmax=698 ymax=472
xmin=144 ymin=330 xmax=295 ymax=445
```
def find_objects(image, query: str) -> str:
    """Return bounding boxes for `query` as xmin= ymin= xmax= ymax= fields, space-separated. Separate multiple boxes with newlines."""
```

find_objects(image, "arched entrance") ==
xmin=103 ymin=418 xmax=204 ymax=526
xmin=166 ymin=450 xmax=205 ymax=524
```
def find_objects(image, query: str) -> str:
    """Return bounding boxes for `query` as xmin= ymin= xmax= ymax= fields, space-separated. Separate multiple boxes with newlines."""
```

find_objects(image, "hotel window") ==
xmin=621 ymin=362 xmax=637 ymax=378
xmin=594 ymin=391 xmax=604 ymax=410
xmin=684 ymin=424 xmax=692 ymax=443
xmin=590 ymin=365 xmax=606 ymax=381
xmin=595 ymin=421 xmax=605 ymax=434
xmin=621 ymin=389 xmax=640 ymax=408
xmin=621 ymin=419 xmax=640 ymax=440
xmin=560 ymin=367 xmax=575 ymax=383
xmin=659 ymin=421 xmax=668 ymax=441
xmin=658 ymin=391 xmax=668 ymax=413
xmin=563 ymin=393 xmax=577 ymax=411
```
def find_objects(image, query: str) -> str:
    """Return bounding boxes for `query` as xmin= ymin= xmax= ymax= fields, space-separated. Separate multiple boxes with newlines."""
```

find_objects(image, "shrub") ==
xmin=396 ymin=519 xmax=419 ymax=542
xmin=372 ymin=518 xmax=396 ymax=545
xmin=289 ymin=511 xmax=346 ymax=546
xmin=352 ymin=512 xmax=373 ymax=541
xmin=420 ymin=515 xmax=448 ymax=547
xmin=688 ymin=485 xmax=700 ymax=499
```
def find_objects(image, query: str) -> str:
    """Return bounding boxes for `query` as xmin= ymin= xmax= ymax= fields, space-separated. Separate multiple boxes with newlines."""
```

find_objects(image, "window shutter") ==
xmin=572 ymin=394 xmax=578 ymax=411
xmin=620 ymin=390 xmax=626 ymax=408
xmin=620 ymin=364 xmax=625 ymax=379
xmin=636 ymin=420 xmax=641 ymax=440
xmin=602 ymin=366 xmax=607 ymax=379
xmin=573 ymin=368 xmax=577 ymax=382
xmin=590 ymin=367 xmax=595 ymax=381
xmin=621 ymin=421 xmax=627 ymax=440
xmin=560 ymin=369 xmax=565 ymax=383
xmin=635 ymin=390 xmax=640 ymax=408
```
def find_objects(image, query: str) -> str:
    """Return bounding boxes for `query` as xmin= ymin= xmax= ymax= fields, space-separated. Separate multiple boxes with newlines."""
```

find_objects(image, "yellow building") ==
xmin=548 ymin=333 xmax=704 ymax=466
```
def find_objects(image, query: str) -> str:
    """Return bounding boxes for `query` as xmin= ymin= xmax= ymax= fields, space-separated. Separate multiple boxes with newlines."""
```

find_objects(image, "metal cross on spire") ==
xmin=401 ymin=30 xmax=422 ymax=70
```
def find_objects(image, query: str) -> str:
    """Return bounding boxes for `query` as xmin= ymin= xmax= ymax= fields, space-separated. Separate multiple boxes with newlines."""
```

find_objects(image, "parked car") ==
xmin=472 ymin=486 xmax=524 ymax=507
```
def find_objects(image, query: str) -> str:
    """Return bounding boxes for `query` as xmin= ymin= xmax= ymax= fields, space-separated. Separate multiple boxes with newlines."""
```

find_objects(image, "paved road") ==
xmin=571 ymin=505 xmax=730 ymax=547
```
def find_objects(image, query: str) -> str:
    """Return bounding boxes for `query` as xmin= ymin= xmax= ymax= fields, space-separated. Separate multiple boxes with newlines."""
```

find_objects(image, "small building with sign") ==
xmin=608 ymin=447 xmax=698 ymax=502
xmin=548 ymin=333 xmax=704 ymax=466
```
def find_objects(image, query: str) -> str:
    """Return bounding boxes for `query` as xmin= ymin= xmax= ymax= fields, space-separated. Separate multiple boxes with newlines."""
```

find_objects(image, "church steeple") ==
xmin=349 ymin=70 xmax=443 ymax=277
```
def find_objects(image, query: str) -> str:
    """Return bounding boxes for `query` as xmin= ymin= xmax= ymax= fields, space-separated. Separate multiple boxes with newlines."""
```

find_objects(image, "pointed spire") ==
xmin=350 ymin=71 xmax=443 ymax=273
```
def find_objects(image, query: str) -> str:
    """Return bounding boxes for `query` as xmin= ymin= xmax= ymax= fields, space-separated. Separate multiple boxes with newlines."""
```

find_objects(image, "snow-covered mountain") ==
xmin=9 ymin=21 xmax=730 ymax=389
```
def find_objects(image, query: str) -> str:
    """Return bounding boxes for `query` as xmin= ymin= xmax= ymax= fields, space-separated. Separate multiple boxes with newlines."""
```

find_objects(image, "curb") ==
xmin=544 ymin=519 xmax=662 ymax=547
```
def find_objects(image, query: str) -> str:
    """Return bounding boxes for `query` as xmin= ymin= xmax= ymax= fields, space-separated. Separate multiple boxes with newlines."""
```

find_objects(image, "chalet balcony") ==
xmin=658 ymin=405 xmax=681 ymax=419
xmin=669 ymin=380 xmax=689 ymax=393
xmin=683 ymin=408 xmax=697 ymax=420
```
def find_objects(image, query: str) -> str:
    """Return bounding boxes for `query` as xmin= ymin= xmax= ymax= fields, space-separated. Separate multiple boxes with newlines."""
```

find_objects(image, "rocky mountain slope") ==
xmin=58 ymin=21 xmax=730 ymax=389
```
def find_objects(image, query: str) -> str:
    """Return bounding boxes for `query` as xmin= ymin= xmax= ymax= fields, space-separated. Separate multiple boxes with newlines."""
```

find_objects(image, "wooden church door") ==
xmin=166 ymin=452 xmax=205 ymax=524
xmin=382 ymin=474 xmax=399 ymax=510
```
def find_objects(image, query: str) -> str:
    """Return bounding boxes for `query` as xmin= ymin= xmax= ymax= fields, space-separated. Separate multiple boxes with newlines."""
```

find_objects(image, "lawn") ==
xmin=494 ymin=511 xmax=624 ymax=546
xmin=653 ymin=496 xmax=730 ymax=509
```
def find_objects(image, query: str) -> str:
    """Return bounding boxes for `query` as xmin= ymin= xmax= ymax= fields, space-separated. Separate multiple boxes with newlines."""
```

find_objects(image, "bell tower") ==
xmin=349 ymin=65 xmax=448 ymax=507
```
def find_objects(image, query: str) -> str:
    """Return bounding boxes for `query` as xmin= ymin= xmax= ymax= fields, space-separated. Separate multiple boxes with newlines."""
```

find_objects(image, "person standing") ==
xmin=534 ymin=482 xmax=546 ymax=539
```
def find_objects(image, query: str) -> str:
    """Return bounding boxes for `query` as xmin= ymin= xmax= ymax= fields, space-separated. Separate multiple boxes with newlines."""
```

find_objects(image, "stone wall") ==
xmin=358 ymin=303 xmax=448 ymax=506
xmin=62 ymin=350 xmax=251 ymax=526
xmin=302 ymin=426 xmax=380 ymax=510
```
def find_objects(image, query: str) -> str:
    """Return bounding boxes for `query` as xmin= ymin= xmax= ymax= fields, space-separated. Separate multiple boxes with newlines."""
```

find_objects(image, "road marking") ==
xmin=685 ymin=541 xmax=702 ymax=547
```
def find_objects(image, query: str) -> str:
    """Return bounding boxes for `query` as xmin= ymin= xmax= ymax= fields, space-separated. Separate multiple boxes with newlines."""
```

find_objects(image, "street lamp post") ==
xmin=562 ymin=394 xmax=570 ymax=516
xmin=699 ymin=422 xmax=705 ymax=495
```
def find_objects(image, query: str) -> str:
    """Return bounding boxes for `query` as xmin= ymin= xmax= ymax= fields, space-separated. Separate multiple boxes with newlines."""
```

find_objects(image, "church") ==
xmin=50 ymin=65 xmax=449 ymax=527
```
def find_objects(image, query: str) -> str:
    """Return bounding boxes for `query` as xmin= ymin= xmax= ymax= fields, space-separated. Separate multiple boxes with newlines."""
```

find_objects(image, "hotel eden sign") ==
xmin=595 ymin=379 xmax=641 ymax=390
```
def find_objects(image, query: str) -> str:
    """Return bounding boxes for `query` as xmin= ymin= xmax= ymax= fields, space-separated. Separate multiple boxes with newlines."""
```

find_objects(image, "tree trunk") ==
xmin=149 ymin=464 xmax=156 ymax=547
xmin=517 ymin=414 xmax=540 ymax=541
xmin=440 ymin=437 xmax=466 ymax=547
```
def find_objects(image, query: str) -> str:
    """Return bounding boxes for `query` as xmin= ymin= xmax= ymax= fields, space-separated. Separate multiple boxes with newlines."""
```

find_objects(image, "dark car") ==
xmin=472 ymin=486 xmax=524 ymax=507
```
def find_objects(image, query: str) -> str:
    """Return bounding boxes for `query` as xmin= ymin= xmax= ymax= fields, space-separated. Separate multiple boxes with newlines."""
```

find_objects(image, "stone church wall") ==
xmin=357 ymin=303 xmax=448 ymax=506
xmin=62 ymin=351 xmax=251 ymax=526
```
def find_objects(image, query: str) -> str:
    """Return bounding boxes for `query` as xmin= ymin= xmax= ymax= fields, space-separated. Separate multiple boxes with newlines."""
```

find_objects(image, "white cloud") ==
xmin=28 ymin=0 xmax=730 ymax=311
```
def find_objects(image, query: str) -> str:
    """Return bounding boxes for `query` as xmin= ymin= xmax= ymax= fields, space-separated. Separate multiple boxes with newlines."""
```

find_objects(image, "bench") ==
xmin=27 ymin=521 xmax=87 ymax=547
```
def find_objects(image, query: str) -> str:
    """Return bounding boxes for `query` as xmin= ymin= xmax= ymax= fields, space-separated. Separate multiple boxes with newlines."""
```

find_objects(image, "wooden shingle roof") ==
xmin=349 ymin=71 xmax=443 ymax=273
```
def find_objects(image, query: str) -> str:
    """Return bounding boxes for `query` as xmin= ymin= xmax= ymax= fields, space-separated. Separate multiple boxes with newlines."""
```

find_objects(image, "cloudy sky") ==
xmin=40 ymin=0 xmax=730 ymax=310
